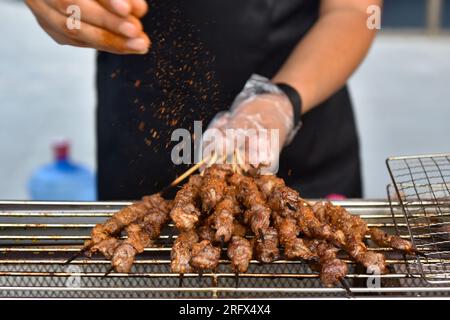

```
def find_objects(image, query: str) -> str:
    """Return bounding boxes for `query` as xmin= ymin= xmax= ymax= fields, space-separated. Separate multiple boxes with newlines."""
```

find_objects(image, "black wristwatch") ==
xmin=275 ymin=82 xmax=303 ymax=129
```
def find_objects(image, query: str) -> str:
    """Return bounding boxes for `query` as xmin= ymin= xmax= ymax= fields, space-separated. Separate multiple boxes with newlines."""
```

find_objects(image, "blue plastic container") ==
xmin=28 ymin=140 xmax=96 ymax=201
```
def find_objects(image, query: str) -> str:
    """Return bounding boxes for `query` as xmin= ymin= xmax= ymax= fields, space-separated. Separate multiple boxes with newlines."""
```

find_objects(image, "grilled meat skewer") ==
xmin=312 ymin=201 xmax=388 ymax=273
xmin=211 ymin=186 xmax=241 ymax=243
xmin=85 ymin=193 xmax=169 ymax=257
xmin=228 ymin=236 xmax=252 ymax=273
xmin=111 ymin=202 xmax=171 ymax=273
xmin=190 ymin=240 xmax=221 ymax=270
xmin=254 ymin=227 xmax=280 ymax=263
xmin=369 ymin=227 xmax=416 ymax=254
xmin=171 ymin=230 xmax=199 ymax=273
xmin=170 ymin=175 xmax=203 ymax=231
xmin=200 ymin=165 xmax=232 ymax=212
xmin=229 ymin=173 xmax=271 ymax=237
xmin=305 ymin=239 xmax=348 ymax=287
xmin=256 ymin=175 xmax=345 ymax=246
xmin=273 ymin=213 xmax=318 ymax=261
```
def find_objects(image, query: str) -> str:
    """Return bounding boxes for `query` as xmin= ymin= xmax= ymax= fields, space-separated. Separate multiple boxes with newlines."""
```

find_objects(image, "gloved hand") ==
xmin=202 ymin=74 xmax=299 ymax=174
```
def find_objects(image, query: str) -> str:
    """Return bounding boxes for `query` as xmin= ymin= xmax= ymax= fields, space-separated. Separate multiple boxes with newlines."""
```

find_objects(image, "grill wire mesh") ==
xmin=0 ymin=200 xmax=449 ymax=298
xmin=387 ymin=154 xmax=450 ymax=284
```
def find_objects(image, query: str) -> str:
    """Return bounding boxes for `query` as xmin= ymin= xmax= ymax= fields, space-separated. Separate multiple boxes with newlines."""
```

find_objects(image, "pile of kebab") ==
xmin=71 ymin=164 xmax=418 ymax=288
xmin=170 ymin=164 xmax=418 ymax=287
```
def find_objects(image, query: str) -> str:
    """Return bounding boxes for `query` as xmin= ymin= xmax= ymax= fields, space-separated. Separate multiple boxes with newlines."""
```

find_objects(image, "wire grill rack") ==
xmin=0 ymin=200 xmax=448 ymax=299
xmin=387 ymin=153 xmax=450 ymax=283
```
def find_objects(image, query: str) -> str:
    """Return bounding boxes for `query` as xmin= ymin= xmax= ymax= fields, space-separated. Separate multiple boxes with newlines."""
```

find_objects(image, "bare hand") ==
xmin=26 ymin=0 xmax=151 ymax=54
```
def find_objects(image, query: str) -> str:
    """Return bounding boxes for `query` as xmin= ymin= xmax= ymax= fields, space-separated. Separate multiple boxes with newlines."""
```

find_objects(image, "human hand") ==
xmin=26 ymin=0 xmax=150 ymax=54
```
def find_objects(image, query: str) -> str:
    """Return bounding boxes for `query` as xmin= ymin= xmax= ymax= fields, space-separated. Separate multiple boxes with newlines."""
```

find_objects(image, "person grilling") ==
xmin=26 ymin=0 xmax=381 ymax=200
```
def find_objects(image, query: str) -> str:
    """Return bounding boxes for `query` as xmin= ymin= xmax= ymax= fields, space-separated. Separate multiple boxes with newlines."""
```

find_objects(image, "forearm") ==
xmin=272 ymin=1 xmax=381 ymax=114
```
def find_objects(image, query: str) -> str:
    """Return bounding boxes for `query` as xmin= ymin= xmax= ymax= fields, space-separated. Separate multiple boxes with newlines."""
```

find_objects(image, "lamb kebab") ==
xmin=256 ymin=175 xmax=346 ymax=247
xmin=210 ymin=186 xmax=241 ymax=244
xmin=253 ymin=227 xmax=280 ymax=263
xmin=171 ymin=230 xmax=199 ymax=274
xmin=312 ymin=201 xmax=388 ymax=273
xmin=200 ymin=165 xmax=232 ymax=212
xmin=190 ymin=240 xmax=221 ymax=271
xmin=170 ymin=175 xmax=203 ymax=231
xmin=369 ymin=227 xmax=416 ymax=254
xmin=81 ymin=193 xmax=168 ymax=259
xmin=228 ymin=173 xmax=271 ymax=238
xmin=272 ymin=213 xmax=318 ymax=261
xmin=110 ymin=199 xmax=172 ymax=273
xmin=305 ymin=239 xmax=348 ymax=287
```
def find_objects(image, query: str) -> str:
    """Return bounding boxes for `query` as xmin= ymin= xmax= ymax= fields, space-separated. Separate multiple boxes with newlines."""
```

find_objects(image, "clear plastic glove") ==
xmin=202 ymin=74 xmax=297 ymax=174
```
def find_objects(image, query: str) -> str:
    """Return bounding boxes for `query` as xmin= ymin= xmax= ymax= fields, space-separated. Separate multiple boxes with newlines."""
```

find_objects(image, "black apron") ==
xmin=96 ymin=0 xmax=362 ymax=200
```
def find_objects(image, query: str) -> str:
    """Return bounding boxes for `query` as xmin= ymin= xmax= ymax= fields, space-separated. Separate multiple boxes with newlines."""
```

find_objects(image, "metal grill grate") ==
xmin=387 ymin=153 xmax=450 ymax=283
xmin=0 ymin=200 xmax=448 ymax=298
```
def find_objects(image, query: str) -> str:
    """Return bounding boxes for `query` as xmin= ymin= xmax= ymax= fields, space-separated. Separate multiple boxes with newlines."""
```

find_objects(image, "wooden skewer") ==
xmin=103 ymin=266 xmax=115 ymax=278
xmin=235 ymin=272 xmax=240 ymax=288
xmin=234 ymin=147 xmax=248 ymax=173
xmin=164 ymin=155 xmax=213 ymax=192
xmin=339 ymin=278 xmax=354 ymax=298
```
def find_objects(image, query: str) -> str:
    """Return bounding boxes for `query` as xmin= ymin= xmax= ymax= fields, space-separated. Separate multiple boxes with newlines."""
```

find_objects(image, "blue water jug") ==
xmin=28 ymin=140 xmax=96 ymax=201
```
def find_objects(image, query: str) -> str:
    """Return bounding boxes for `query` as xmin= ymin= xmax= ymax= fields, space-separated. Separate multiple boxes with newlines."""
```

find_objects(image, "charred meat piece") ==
xmin=306 ymin=239 xmax=348 ymax=287
xmin=312 ymin=201 xmax=387 ymax=273
xmin=273 ymin=213 xmax=317 ymax=261
xmin=170 ymin=175 xmax=203 ymax=231
xmin=257 ymin=176 xmax=344 ymax=246
xmin=86 ymin=193 xmax=167 ymax=251
xmin=197 ymin=216 xmax=216 ymax=242
xmin=200 ymin=165 xmax=232 ymax=212
xmin=190 ymin=240 xmax=221 ymax=270
xmin=284 ymin=238 xmax=318 ymax=261
xmin=233 ymin=220 xmax=247 ymax=237
xmin=88 ymin=238 xmax=121 ymax=259
xmin=171 ymin=230 xmax=199 ymax=274
xmin=254 ymin=227 xmax=279 ymax=263
xmin=111 ymin=200 xmax=172 ymax=273
xmin=228 ymin=236 xmax=252 ymax=273
xmin=229 ymin=173 xmax=271 ymax=236
xmin=212 ymin=186 xmax=240 ymax=243
xmin=370 ymin=227 xmax=416 ymax=254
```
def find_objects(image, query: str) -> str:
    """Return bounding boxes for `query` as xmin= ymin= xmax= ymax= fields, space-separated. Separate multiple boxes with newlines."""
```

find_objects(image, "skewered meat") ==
xmin=197 ymin=216 xmax=216 ymax=242
xmin=86 ymin=194 xmax=166 ymax=245
xmin=89 ymin=238 xmax=121 ymax=259
xmin=232 ymin=220 xmax=247 ymax=238
xmin=273 ymin=213 xmax=318 ymax=261
xmin=257 ymin=176 xmax=345 ymax=246
xmin=85 ymin=193 xmax=169 ymax=255
xmin=190 ymin=240 xmax=221 ymax=270
xmin=228 ymin=236 xmax=252 ymax=273
xmin=170 ymin=175 xmax=203 ymax=231
xmin=229 ymin=173 xmax=271 ymax=237
xmin=171 ymin=230 xmax=199 ymax=273
xmin=312 ymin=201 xmax=387 ymax=273
xmin=212 ymin=186 xmax=240 ymax=243
xmin=306 ymin=239 xmax=348 ymax=287
xmin=200 ymin=165 xmax=232 ymax=212
xmin=111 ymin=202 xmax=171 ymax=273
xmin=254 ymin=227 xmax=279 ymax=263
xmin=370 ymin=227 xmax=416 ymax=254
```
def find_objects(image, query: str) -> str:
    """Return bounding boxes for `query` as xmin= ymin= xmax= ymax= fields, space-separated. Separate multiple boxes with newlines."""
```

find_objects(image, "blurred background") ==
xmin=0 ymin=0 xmax=449 ymax=200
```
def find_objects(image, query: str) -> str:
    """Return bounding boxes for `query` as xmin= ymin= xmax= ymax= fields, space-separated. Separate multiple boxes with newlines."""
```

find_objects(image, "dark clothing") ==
xmin=96 ymin=0 xmax=362 ymax=200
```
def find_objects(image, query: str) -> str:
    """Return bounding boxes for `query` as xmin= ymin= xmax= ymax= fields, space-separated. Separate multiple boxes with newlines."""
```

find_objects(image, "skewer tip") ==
xmin=64 ymin=248 xmax=87 ymax=265
xmin=235 ymin=272 xmax=240 ymax=288
xmin=178 ymin=273 xmax=184 ymax=288
xmin=339 ymin=279 xmax=354 ymax=298
xmin=103 ymin=266 xmax=115 ymax=278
